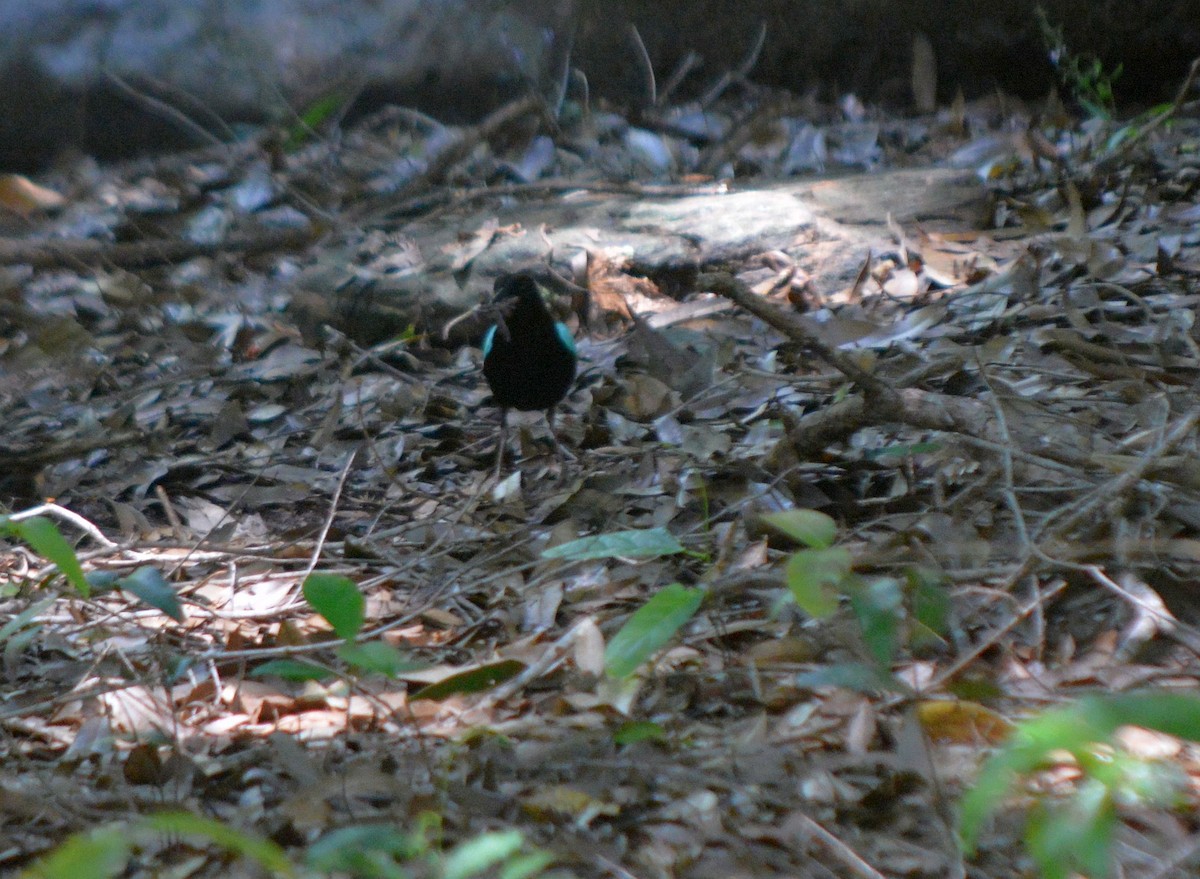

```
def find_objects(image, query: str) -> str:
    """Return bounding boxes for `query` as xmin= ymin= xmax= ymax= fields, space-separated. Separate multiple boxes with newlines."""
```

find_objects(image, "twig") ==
xmin=699 ymin=20 xmax=767 ymax=107
xmin=1094 ymin=55 xmax=1200 ymax=174
xmin=0 ymin=226 xmax=317 ymax=270
xmin=657 ymin=51 xmax=701 ymax=106
xmin=412 ymin=94 xmax=542 ymax=190
xmin=154 ymin=485 xmax=185 ymax=534
xmin=1083 ymin=565 xmax=1200 ymax=656
xmin=119 ymin=69 xmax=239 ymax=141
xmin=103 ymin=69 xmax=225 ymax=148
xmin=699 ymin=271 xmax=1115 ymax=477
xmin=697 ymin=272 xmax=891 ymax=396
xmin=303 ymin=448 xmax=360 ymax=581
xmin=977 ymin=359 xmax=1034 ymax=559
xmin=628 ymin=25 xmax=656 ymax=107
xmin=468 ymin=617 xmax=594 ymax=712
xmin=546 ymin=31 xmax=576 ymax=121
xmin=930 ymin=578 xmax=1070 ymax=690
xmin=697 ymin=96 xmax=801 ymax=174
xmin=8 ymin=503 xmax=118 ymax=548
xmin=791 ymin=813 xmax=888 ymax=879
xmin=1034 ymin=406 xmax=1200 ymax=543
xmin=366 ymin=177 xmax=726 ymax=226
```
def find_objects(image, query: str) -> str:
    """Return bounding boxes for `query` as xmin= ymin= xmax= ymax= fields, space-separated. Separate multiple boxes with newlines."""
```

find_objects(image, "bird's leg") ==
xmin=493 ymin=407 xmax=509 ymax=480
xmin=545 ymin=407 xmax=576 ymax=466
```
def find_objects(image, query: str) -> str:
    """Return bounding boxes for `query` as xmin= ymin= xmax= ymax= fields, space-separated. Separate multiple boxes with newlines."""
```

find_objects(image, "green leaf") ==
xmin=0 ymin=595 xmax=55 ymax=645
xmin=139 ymin=812 xmax=293 ymax=875
xmin=959 ymin=692 xmax=1200 ymax=851
xmin=863 ymin=441 xmax=943 ymax=460
xmin=1025 ymin=785 xmax=1116 ymax=879
xmin=849 ymin=576 xmax=903 ymax=666
xmin=411 ymin=660 xmax=526 ymax=701
xmin=759 ymin=509 xmax=837 ymax=548
xmin=1099 ymin=692 xmax=1200 ymax=741
xmin=283 ymin=92 xmax=348 ymax=150
xmin=959 ymin=755 xmax=1019 ymax=851
xmin=306 ymin=825 xmax=422 ymax=871
xmin=442 ymin=830 xmax=525 ymax=879
xmin=794 ymin=662 xmax=907 ymax=694
xmin=908 ymin=568 xmax=950 ymax=639
xmin=541 ymin=527 xmax=684 ymax=561
xmin=612 ymin=720 xmax=666 ymax=746
xmin=8 ymin=517 xmax=89 ymax=597
xmin=302 ymin=574 xmax=365 ymax=640
xmin=117 ymin=567 xmax=184 ymax=622
xmin=337 ymin=641 xmax=425 ymax=677
xmin=604 ymin=583 xmax=703 ymax=679
xmin=250 ymin=659 xmax=332 ymax=682
xmin=298 ymin=93 xmax=344 ymax=130
xmin=84 ymin=571 xmax=120 ymax=593
xmin=22 ymin=827 xmax=129 ymax=879
xmin=498 ymin=850 xmax=556 ymax=879
xmin=784 ymin=547 xmax=850 ymax=618
xmin=945 ymin=677 xmax=1004 ymax=701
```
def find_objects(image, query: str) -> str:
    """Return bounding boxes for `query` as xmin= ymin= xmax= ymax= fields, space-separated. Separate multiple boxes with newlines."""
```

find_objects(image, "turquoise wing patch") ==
xmin=481 ymin=324 xmax=497 ymax=358
xmin=554 ymin=321 xmax=576 ymax=355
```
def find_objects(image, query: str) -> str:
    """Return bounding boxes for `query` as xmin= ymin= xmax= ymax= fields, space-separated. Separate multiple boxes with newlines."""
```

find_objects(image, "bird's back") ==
xmin=483 ymin=277 xmax=577 ymax=412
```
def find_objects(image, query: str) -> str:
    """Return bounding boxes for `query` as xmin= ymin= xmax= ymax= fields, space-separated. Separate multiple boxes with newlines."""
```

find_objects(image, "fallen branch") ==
xmin=697 ymin=271 xmax=1092 ymax=469
xmin=0 ymin=226 xmax=317 ymax=270
xmin=697 ymin=271 xmax=890 ymax=395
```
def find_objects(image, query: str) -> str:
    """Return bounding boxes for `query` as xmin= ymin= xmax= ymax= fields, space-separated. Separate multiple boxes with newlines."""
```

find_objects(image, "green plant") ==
xmin=0 ymin=511 xmax=183 ymax=618
xmin=21 ymin=809 xmax=553 ymax=879
xmin=960 ymin=692 xmax=1200 ymax=879
xmin=541 ymin=526 xmax=705 ymax=680
xmin=282 ymin=91 xmax=352 ymax=151
xmin=3 ymin=515 xmax=90 ymax=595
xmin=1035 ymin=5 xmax=1121 ymax=119
xmin=253 ymin=573 xmax=425 ymax=681
xmin=548 ymin=515 xmax=948 ymax=692
xmin=762 ymin=509 xmax=949 ymax=690
xmin=256 ymin=574 xmax=531 ymax=701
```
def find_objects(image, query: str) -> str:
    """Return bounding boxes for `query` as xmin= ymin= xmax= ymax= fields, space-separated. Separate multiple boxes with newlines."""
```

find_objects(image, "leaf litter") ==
xmin=1 ymin=62 xmax=1200 ymax=879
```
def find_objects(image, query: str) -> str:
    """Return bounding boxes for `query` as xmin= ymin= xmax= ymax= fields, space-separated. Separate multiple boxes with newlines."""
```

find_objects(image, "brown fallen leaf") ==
xmin=586 ymin=249 xmax=661 ymax=329
xmin=522 ymin=784 xmax=620 ymax=826
xmin=0 ymin=173 xmax=65 ymax=215
xmin=917 ymin=699 xmax=1012 ymax=744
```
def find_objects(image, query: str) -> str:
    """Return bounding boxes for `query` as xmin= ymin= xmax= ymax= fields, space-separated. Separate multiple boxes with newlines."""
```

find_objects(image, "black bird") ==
xmin=482 ymin=273 xmax=577 ymax=475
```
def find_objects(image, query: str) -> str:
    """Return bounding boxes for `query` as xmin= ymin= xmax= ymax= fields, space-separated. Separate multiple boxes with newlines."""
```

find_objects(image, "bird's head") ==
xmin=493 ymin=273 xmax=545 ymax=310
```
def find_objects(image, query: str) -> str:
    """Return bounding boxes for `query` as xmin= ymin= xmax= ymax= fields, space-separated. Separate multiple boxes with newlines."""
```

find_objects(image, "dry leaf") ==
xmin=522 ymin=784 xmax=620 ymax=826
xmin=587 ymin=249 xmax=661 ymax=328
xmin=0 ymin=173 xmax=65 ymax=215
xmin=917 ymin=700 xmax=1012 ymax=744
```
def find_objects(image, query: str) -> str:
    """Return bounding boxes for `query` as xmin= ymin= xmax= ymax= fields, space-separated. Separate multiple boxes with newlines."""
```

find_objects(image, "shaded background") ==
xmin=0 ymin=0 xmax=1197 ymax=170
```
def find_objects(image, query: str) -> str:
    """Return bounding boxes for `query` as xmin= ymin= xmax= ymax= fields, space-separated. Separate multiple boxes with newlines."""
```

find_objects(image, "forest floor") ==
xmin=3 ymin=72 xmax=1200 ymax=879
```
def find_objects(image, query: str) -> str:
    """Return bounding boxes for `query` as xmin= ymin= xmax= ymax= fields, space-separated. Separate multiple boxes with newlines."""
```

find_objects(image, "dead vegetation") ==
xmin=2 ymin=55 xmax=1200 ymax=879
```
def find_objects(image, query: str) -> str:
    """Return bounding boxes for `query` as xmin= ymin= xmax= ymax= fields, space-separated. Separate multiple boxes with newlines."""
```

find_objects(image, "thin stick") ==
xmin=8 ymin=502 xmax=118 ymax=548
xmin=628 ymin=24 xmax=656 ymax=107
xmin=1094 ymin=55 xmax=1200 ymax=173
xmin=930 ymin=578 xmax=1069 ymax=690
xmin=657 ymin=51 xmax=701 ymax=106
xmin=0 ymin=226 xmax=316 ymax=270
xmin=699 ymin=20 xmax=767 ymax=107
xmin=102 ymin=69 xmax=225 ymax=147
xmin=303 ymin=448 xmax=359 ymax=581
xmin=1034 ymin=406 xmax=1200 ymax=543
xmin=791 ymin=813 xmax=889 ymax=879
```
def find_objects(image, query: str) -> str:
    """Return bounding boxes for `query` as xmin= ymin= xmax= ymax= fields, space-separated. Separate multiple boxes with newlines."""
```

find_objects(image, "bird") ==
xmin=481 ymin=273 xmax=577 ymax=476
